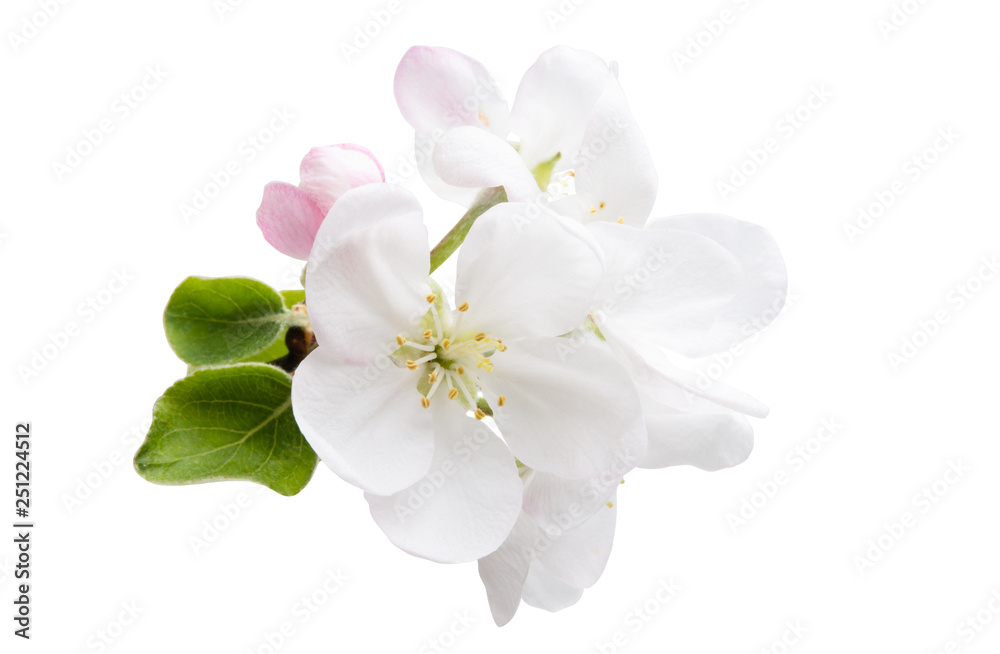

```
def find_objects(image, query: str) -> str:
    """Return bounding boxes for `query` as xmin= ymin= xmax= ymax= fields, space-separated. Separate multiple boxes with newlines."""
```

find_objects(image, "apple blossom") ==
xmin=256 ymin=144 xmax=384 ymax=259
xmin=291 ymin=183 xmax=646 ymax=563
xmin=394 ymin=45 xmax=658 ymax=225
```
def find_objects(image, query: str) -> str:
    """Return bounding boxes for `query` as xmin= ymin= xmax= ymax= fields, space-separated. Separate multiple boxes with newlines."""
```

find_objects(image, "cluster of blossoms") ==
xmin=257 ymin=46 xmax=786 ymax=625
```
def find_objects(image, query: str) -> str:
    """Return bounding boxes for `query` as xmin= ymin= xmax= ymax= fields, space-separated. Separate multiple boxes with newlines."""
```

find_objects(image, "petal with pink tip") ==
xmin=255 ymin=181 xmax=325 ymax=260
xmin=298 ymin=144 xmax=384 ymax=216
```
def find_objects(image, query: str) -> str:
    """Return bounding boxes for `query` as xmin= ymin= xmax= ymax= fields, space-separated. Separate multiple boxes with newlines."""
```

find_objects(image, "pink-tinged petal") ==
xmin=647 ymin=214 xmax=788 ymax=355
xmin=255 ymin=181 xmax=325 ymax=260
xmin=291 ymin=349 xmax=434 ymax=496
xmin=366 ymin=400 xmax=522 ymax=564
xmin=395 ymin=46 xmax=510 ymax=136
xmin=432 ymin=127 xmax=540 ymax=202
xmin=298 ymin=144 xmax=385 ymax=215
xmin=509 ymin=46 xmax=616 ymax=170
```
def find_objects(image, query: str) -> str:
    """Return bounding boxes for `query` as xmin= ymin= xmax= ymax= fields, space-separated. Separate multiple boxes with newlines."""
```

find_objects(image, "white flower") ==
xmin=291 ymin=183 xmax=647 ymax=563
xmin=394 ymin=45 xmax=658 ymax=224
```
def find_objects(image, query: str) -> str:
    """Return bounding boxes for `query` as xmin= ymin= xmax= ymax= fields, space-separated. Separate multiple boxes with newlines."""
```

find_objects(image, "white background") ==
xmin=2 ymin=0 xmax=999 ymax=652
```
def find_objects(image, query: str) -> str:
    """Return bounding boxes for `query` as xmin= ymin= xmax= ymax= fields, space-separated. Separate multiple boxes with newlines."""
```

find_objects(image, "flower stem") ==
xmin=429 ymin=186 xmax=508 ymax=273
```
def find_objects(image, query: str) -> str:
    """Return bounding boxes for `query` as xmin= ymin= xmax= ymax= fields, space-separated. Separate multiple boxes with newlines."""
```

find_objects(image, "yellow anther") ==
xmin=423 ymin=329 xmax=432 ymax=340
xmin=589 ymin=206 xmax=597 ymax=214
xmin=457 ymin=302 xmax=469 ymax=312
xmin=396 ymin=335 xmax=406 ymax=346
xmin=599 ymin=201 xmax=606 ymax=209
xmin=447 ymin=388 xmax=459 ymax=400
xmin=620 ymin=479 xmax=625 ymax=485
xmin=606 ymin=501 xmax=614 ymax=508
xmin=568 ymin=170 xmax=576 ymax=177
xmin=405 ymin=360 xmax=418 ymax=370
xmin=420 ymin=397 xmax=431 ymax=409
xmin=495 ymin=341 xmax=508 ymax=352
xmin=474 ymin=409 xmax=486 ymax=420
xmin=478 ymin=111 xmax=490 ymax=127
xmin=474 ymin=332 xmax=487 ymax=341
xmin=426 ymin=293 xmax=437 ymax=304
xmin=442 ymin=339 xmax=451 ymax=349
xmin=456 ymin=365 xmax=465 ymax=375
xmin=497 ymin=396 xmax=506 ymax=407
xmin=428 ymin=371 xmax=438 ymax=383
xmin=617 ymin=216 xmax=625 ymax=224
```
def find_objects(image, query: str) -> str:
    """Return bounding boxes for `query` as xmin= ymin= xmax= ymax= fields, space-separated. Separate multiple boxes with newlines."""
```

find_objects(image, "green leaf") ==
xmin=134 ymin=364 xmax=318 ymax=496
xmin=237 ymin=290 xmax=308 ymax=365
xmin=164 ymin=277 xmax=294 ymax=366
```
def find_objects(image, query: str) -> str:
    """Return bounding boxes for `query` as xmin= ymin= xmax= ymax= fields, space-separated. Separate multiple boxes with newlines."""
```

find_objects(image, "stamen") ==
xmin=457 ymin=302 xmax=469 ymax=312
xmin=474 ymin=332 xmax=486 ymax=341
xmin=420 ymin=397 xmax=431 ymax=409
xmin=407 ymin=353 xmax=435 ymax=370
xmin=568 ymin=170 xmax=575 ymax=177
xmin=617 ymin=216 xmax=625 ymax=224
xmin=599 ymin=201 xmax=606 ymax=209
xmin=442 ymin=339 xmax=451 ymax=350
xmin=606 ymin=501 xmax=614 ymax=508
xmin=405 ymin=341 xmax=435 ymax=352
xmin=497 ymin=396 xmax=506 ymax=407
xmin=425 ymin=365 xmax=445 ymax=399
xmin=396 ymin=335 xmax=406 ymax=345
xmin=456 ymin=365 xmax=465 ymax=375
xmin=428 ymin=301 xmax=443 ymax=340
xmin=426 ymin=293 xmax=437 ymax=304
xmin=423 ymin=329 xmax=432 ymax=340
xmin=447 ymin=388 xmax=459 ymax=400
xmin=589 ymin=206 xmax=597 ymax=214
xmin=474 ymin=409 xmax=486 ymax=420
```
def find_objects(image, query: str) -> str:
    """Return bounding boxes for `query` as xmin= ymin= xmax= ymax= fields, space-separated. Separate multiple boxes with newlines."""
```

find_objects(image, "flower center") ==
xmin=393 ymin=293 xmax=507 ymax=419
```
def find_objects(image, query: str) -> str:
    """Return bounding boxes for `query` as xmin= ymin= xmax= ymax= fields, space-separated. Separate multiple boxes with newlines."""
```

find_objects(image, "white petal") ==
xmin=640 ymin=399 xmax=754 ymax=470
xmin=588 ymin=222 xmax=743 ymax=358
xmin=569 ymin=82 xmax=657 ymax=227
xmin=536 ymin=493 xmax=617 ymax=588
xmin=610 ymin=337 xmax=770 ymax=418
xmin=298 ymin=144 xmax=384 ymax=215
xmin=291 ymin=350 xmax=434 ymax=495
xmin=521 ymin=561 xmax=584 ymax=612
xmin=432 ymin=127 xmax=541 ymax=202
xmin=414 ymin=132 xmax=480 ymax=207
xmin=455 ymin=203 xmax=603 ymax=341
xmin=478 ymin=512 xmax=538 ymax=626
xmin=395 ymin=46 xmax=509 ymax=136
xmin=490 ymin=334 xmax=647 ymax=480
xmin=521 ymin=468 xmax=620 ymax=533
xmin=366 ymin=401 xmax=522 ymax=563
xmin=648 ymin=214 xmax=788 ymax=355
xmin=306 ymin=184 xmax=431 ymax=361
xmin=509 ymin=46 xmax=615 ymax=170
